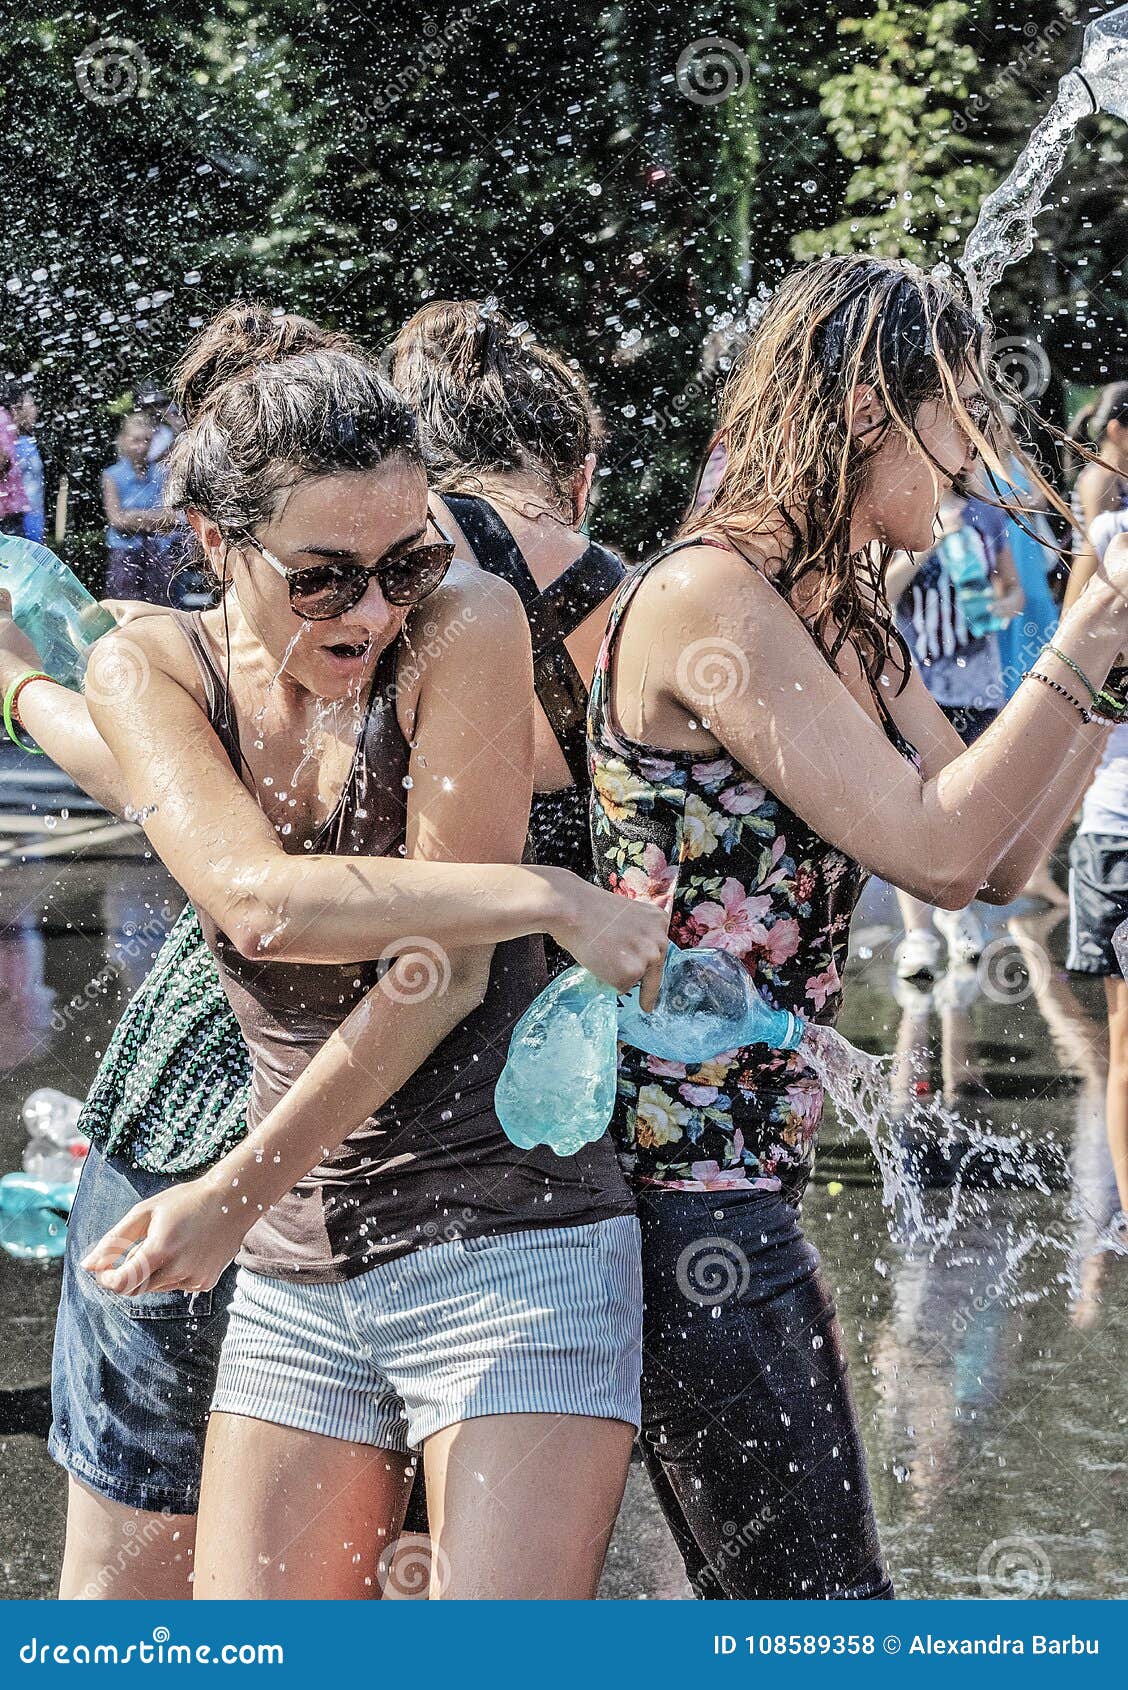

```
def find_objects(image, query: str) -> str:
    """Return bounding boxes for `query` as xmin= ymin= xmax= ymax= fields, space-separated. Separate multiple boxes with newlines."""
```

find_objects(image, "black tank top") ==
xmin=174 ymin=611 xmax=634 ymax=1282
xmin=443 ymin=495 xmax=626 ymax=879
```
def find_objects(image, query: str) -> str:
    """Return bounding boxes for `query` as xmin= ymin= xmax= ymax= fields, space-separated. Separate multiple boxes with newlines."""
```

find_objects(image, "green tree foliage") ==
xmin=1 ymin=1 xmax=1125 ymax=570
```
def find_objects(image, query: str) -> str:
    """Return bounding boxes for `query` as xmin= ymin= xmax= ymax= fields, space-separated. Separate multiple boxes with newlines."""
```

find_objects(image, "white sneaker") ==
xmin=894 ymin=928 xmax=945 ymax=981
xmin=933 ymin=962 xmax=982 ymax=1012
xmin=935 ymin=907 xmax=986 ymax=966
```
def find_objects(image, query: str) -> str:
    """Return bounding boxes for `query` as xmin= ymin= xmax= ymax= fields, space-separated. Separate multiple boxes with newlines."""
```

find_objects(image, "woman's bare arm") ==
xmin=85 ymin=580 xmax=595 ymax=1292
xmin=1064 ymin=464 xmax=1124 ymax=612
xmin=182 ymin=569 xmax=541 ymax=1220
xmin=881 ymin=658 xmax=1107 ymax=904
xmin=992 ymin=539 xmax=1024 ymax=623
xmin=83 ymin=574 xmax=665 ymax=989
xmin=633 ymin=545 xmax=1128 ymax=909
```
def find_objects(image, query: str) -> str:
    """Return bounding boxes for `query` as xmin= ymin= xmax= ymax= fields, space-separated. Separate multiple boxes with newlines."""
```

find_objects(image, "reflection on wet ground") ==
xmin=0 ymin=861 xmax=1124 ymax=1599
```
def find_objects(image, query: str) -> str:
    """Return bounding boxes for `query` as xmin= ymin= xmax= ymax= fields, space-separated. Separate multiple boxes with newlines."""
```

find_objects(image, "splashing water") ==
xmin=798 ymin=1020 xmax=1128 ymax=1307
xmin=961 ymin=5 xmax=1128 ymax=316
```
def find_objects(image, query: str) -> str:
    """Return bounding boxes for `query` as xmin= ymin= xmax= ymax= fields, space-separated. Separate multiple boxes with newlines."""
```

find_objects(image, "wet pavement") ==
xmin=1 ymin=850 xmax=1125 ymax=1600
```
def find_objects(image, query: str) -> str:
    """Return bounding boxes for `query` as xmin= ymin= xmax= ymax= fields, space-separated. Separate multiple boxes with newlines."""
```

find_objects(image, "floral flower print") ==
xmin=588 ymin=544 xmax=918 ymax=1200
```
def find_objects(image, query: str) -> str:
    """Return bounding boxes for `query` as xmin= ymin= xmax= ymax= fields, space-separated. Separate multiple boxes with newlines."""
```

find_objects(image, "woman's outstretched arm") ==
xmin=84 ymin=567 xmax=559 ymax=1293
xmin=623 ymin=542 xmax=1128 ymax=909
xmin=82 ymin=573 xmax=666 ymax=991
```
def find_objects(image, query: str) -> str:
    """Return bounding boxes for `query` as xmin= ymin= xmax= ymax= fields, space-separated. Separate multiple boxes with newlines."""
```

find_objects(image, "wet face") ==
xmin=856 ymin=373 xmax=984 ymax=552
xmin=118 ymin=417 xmax=154 ymax=469
xmin=226 ymin=456 xmax=430 ymax=701
xmin=13 ymin=393 xmax=38 ymax=431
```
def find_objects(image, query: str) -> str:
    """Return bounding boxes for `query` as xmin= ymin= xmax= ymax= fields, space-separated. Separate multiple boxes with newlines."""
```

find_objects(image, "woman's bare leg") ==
xmin=1104 ymin=978 xmax=1128 ymax=1213
xmin=58 ymin=1478 xmax=195 ymax=1600
xmin=192 ymin=1413 xmax=413 ymax=1600
xmin=425 ymin=1413 xmax=634 ymax=1599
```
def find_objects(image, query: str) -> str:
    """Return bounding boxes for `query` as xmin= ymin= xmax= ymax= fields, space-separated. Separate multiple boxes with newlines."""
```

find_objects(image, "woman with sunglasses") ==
xmin=586 ymin=255 xmax=1128 ymax=1600
xmin=13 ymin=303 xmax=666 ymax=1599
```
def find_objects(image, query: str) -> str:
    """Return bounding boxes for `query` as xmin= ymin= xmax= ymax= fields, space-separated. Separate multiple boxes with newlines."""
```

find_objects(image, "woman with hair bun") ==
xmin=8 ymin=301 xmax=666 ymax=1599
xmin=391 ymin=301 xmax=626 ymax=948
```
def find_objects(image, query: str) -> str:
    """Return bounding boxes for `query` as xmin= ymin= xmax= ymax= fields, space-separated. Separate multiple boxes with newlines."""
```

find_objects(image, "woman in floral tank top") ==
xmin=588 ymin=255 xmax=1128 ymax=1599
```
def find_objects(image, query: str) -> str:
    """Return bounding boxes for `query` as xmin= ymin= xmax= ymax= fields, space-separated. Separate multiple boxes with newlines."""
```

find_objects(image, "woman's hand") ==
xmin=0 ymin=587 xmax=44 ymax=689
xmin=80 ymin=1169 xmax=257 ymax=1296
xmin=550 ymin=875 xmax=669 ymax=1009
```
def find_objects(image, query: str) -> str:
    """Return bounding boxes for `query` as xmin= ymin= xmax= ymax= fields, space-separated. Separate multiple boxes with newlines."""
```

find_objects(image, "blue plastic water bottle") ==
xmin=496 ymin=944 xmax=805 ymax=1156
xmin=0 ymin=1172 xmax=75 ymax=1261
xmin=937 ymin=529 xmax=1007 ymax=639
xmin=0 ymin=536 xmax=116 ymax=688
xmin=495 ymin=966 xmax=621 ymax=1157
xmin=617 ymin=944 xmax=804 ymax=1063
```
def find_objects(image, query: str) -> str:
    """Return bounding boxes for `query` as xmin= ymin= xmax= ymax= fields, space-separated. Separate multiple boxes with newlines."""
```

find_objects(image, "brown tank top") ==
xmin=173 ymin=611 xmax=633 ymax=1282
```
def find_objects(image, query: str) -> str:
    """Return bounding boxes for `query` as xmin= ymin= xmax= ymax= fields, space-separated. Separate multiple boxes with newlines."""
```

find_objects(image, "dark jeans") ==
xmin=637 ymin=1186 xmax=893 ymax=1600
xmin=106 ymin=541 xmax=179 ymax=607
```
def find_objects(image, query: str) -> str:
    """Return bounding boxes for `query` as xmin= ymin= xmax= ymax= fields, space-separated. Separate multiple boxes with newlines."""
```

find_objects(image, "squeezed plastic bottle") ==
xmin=21 ymin=1088 xmax=86 ymax=1148
xmin=1073 ymin=4 xmax=1128 ymax=122
xmin=496 ymin=944 xmax=804 ymax=1156
xmin=0 ymin=536 xmax=116 ymax=688
xmin=1114 ymin=918 xmax=1128 ymax=984
xmin=495 ymin=966 xmax=621 ymax=1157
xmin=22 ymin=1137 xmax=88 ymax=1185
xmin=937 ymin=529 xmax=1007 ymax=639
xmin=0 ymin=1173 xmax=74 ymax=1261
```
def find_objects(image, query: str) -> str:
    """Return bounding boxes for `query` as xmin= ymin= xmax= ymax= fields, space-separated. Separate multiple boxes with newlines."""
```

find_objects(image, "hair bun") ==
xmin=174 ymin=301 xmax=339 ymax=422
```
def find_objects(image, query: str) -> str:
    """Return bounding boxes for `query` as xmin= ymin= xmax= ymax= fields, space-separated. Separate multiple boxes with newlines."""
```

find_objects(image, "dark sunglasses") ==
xmin=234 ymin=531 xmax=455 ymax=619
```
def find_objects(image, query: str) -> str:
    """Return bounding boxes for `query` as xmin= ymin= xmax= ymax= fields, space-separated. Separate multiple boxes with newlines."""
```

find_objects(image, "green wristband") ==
xmin=1045 ymin=645 xmax=1099 ymax=705
xmin=2 ymin=669 xmax=49 ymax=755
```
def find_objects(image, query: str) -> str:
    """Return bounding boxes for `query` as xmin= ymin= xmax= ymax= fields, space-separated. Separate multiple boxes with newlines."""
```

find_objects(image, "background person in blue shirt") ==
xmin=2 ymin=383 xmax=45 ymax=542
xmin=101 ymin=411 xmax=178 ymax=603
xmin=888 ymin=486 xmax=1024 ymax=983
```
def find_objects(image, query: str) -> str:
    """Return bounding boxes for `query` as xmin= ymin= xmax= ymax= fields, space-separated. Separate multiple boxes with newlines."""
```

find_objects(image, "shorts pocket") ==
xmin=462 ymin=1222 xmax=601 ymax=1256
xmin=86 ymin=1276 xmax=215 ymax=1321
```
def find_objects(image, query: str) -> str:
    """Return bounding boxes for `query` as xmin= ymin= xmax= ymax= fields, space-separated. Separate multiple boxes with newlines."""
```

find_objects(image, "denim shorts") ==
xmin=1068 ymin=832 xmax=1128 ymax=976
xmin=211 ymin=1214 xmax=643 ymax=1451
xmin=49 ymin=1144 xmax=238 ymax=1515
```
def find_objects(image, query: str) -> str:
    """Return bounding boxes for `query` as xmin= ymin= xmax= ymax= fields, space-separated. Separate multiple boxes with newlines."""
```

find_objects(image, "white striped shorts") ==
xmin=211 ymin=1214 xmax=642 ymax=1451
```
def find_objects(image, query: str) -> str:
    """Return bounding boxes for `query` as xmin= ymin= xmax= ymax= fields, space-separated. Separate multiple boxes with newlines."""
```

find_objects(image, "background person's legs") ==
xmin=1104 ymin=977 xmax=1128 ymax=1215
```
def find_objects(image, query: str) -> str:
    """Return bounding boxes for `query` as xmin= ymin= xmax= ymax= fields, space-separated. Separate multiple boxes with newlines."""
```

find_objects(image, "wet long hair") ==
xmin=166 ymin=302 xmax=421 ymax=536
xmin=388 ymin=300 xmax=601 ymax=511
xmin=681 ymin=255 xmax=1061 ymax=691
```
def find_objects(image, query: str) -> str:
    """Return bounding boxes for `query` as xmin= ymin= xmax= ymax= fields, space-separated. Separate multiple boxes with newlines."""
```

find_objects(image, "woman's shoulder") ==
xmin=87 ymin=609 xmax=207 ymax=711
xmin=415 ymin=556 xmax=530 ymax=631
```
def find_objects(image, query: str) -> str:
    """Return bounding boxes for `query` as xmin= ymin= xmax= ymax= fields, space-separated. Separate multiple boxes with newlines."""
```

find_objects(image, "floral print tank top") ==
xmin=587 ymin=539 xmax=918 ymax=1202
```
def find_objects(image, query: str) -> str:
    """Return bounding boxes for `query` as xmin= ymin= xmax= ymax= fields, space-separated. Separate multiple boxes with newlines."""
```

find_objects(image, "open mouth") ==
xmin=323 ymin=639 xmax=371 ymax=662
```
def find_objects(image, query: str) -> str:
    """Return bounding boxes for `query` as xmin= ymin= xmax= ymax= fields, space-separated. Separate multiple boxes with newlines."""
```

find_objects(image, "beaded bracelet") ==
xmin=1045 ymin=645 xmax=1099 ymax=704
xmin=2 ymin=669 xmax=51 ymax=755
xmin=1094 ymin=682 xmax=1128 ymax=723
xmin=1025 ymin=668 xmax=1092 ymax=724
